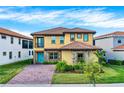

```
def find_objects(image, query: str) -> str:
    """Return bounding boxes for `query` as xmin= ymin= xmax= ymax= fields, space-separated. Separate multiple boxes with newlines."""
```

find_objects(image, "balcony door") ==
xmin=37 ymin=37 xmax=44 ymax=48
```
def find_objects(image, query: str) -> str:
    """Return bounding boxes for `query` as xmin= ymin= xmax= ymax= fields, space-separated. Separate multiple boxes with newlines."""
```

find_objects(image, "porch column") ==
xmin=72 ymin=51 xmax=77 ymax=63
xmin=33 ymin=52 xmax=36 ymax=64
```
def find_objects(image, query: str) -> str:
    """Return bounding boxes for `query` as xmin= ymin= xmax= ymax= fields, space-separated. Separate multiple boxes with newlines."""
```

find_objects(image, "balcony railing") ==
xmin=36 ymin=43 xmax=44 ymax=48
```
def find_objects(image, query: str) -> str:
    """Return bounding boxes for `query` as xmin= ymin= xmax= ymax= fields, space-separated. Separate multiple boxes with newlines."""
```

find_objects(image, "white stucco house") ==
xmin=0 ymin=27 xmax=33 ymax=65
xmin=95 ymin=31 xmax=124 ymax=61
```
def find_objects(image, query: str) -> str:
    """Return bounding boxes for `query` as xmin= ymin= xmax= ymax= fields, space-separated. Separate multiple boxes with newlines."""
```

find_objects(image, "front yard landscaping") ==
xmin=0 ymin=59 xmax=32 ymax=84
xmin=52 ymin=65 xmax=124 ymax=84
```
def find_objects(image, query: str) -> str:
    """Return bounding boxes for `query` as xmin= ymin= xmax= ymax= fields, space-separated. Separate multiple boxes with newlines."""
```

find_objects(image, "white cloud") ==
xmin=10 ymin=28 xmax=32 ymax=37
xmin=0 ymin=7 xmax=124 ymax=28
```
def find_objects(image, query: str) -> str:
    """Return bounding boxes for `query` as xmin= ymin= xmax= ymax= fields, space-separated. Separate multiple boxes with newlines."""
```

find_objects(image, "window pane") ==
xmin=1 ymin=35 xmax=6 ymax=39
xmin=9 ymin=52 xmax=12 ymax=59
xmin=83 ymin=34 xmax=88 ymax=42
xmin=60 ymin=36 xmax=64 ymax=44
xmin=32 ymin=51 xmax=33 ymax=55
xmin=37 ymin=37 xmax=44 ymax=48
xmin=54 ymin=53 xmax=58 ymax=59
xmin=118 ymin=40 xmax=121 ymax=43
xmin=19 ymin=38 xmax=21 ymax=44
xmin=29 ymin=41 xmax=33 ymax=49
xmin=77 ymin=53 xmax=84 ymax=62
xmin=49 ymin=53 xmax=54 ymax=59
xmin=22 ymin=40 xmax=28 ymax=48
xmin=29 ymin=51 xmax=31 ymax=56
xmin=51 ymin=36 xmax=56 ymax=44
xmin=3 ymin=52 xmax=6 ymax=56
xmin=77 ymin=34 xmax=81 ymax=39
xmin=70 ymin=34 xmax=75 ymax=41
xmin=49 ymin=52 xmax=58 ymax=59
xmin=18 ymin=51 xmax=21 ymax=58
xmin=11 ymin=37 xmax=14 ymax=44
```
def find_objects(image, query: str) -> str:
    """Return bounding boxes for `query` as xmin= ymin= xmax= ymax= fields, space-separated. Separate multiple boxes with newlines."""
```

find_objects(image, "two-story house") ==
xmin=31 ymin=27 xmax=101 ymax=64
xmin=95 ymin=31 xmax=124 ymax=61
xmin=0 ymin=27 xmax=33 ymax=65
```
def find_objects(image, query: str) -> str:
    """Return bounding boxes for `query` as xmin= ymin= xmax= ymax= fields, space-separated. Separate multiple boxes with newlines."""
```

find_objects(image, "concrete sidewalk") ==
xmin=1 ymin=84 xmax=124 ymax=87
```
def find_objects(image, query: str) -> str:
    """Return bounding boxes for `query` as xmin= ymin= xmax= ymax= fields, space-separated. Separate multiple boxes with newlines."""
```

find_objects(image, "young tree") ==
xmin=95 ymin=50 xmax=106 ymax=73
xmin=84 ymin=61 xmax=101 ymax=87
xmin=83 ymin=56 xmax=102 ymax=87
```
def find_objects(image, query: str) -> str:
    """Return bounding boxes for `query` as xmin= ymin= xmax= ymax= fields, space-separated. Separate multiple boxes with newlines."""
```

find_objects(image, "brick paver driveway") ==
xmin=8 ymin=65 xmax=55 ymax=84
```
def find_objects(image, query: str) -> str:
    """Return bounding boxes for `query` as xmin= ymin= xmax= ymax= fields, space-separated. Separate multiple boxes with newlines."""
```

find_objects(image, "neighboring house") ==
xmin=95 ymin=31 xmax=124 ymax=61
xmin=31 ymin=27 xmax=101 ymax=64
xmin=0 ymin=27 xmax=33 ymax=65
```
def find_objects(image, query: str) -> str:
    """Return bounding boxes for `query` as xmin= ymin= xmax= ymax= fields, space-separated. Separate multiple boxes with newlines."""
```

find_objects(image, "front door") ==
xmin=37 ymin=52 xmax=44 ymax=63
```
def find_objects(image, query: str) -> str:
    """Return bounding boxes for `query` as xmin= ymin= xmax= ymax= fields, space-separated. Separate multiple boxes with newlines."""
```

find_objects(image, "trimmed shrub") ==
xmin=78 ymin=59 xmax=85 ymax=64
xmin=73 ymin=63 xmax=84 ymax=73
xmin=73 ymin=64 xmax=80 ymax=70
xmin=56 ymin=61 xmax=67 ymax=72
xmin=65 ymin=65 xmax=74 ymax=71
xmin=108 ymin=60 xmax=124 ymax=65
xmin=43 ymin=61 xmax=58 ymax=64
xmin=56 ymin=61 xmax=85 ymax=73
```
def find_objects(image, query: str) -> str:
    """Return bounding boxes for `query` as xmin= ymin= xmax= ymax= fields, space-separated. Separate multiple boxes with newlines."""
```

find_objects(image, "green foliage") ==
xmin=73 ymin=64 xmax=80 ymax=70
xmin=65 ymin=65 xmax=74 ymax=71
xmin=108 ymin=60 xmax=124 ymax=65
xmin=78 ymin=59 xmax=85 ymax=64
xmin=43 ymin=61 xmax=58 ymax=64
xmin=56 ymin=61 xmax=68 ymax=72
xmin=95 ymin=50 xmax=106 ymax=65
xmin=52 ymin=65 xmax=124 ymax=84
xmin=56 ymin=60 xmax=86 ymax=73
xmin=83 ymin=61 xmax=101 ymax=86
xmin=73 ymin=63 xmax=84 ymax=73
xmin=95 ymin=50 xmax=106 ymax=73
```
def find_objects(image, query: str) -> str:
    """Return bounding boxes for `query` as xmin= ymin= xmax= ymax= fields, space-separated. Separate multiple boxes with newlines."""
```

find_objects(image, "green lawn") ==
xmin=52 ymin=65 xmax=124 ymax=84
xmin=0 ymin=59 xmax=32 ymax=84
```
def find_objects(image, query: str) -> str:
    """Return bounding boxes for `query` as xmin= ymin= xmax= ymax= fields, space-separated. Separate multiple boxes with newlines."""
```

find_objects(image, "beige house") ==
xmin=31 ymin=27 xmax=101 ymax=64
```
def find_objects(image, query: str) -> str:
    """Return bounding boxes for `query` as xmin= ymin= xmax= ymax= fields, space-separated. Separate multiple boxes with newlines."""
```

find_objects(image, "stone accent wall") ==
xmin=72 ymin=51 xmax=97 ymax=63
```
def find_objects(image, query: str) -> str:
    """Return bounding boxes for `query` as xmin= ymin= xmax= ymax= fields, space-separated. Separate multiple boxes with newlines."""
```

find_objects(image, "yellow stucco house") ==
xmin=31 ymin=27 xmax=101 ymax=65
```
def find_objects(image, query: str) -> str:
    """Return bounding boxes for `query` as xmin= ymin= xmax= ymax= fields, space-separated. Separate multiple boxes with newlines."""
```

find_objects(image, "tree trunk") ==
xmin=92 ymin=73 xmax=96 ymax=87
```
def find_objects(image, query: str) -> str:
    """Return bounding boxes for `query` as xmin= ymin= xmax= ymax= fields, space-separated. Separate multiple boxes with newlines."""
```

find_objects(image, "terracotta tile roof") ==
xmin=113 ymin=44 xmax=124 ymax=50
xmin=45 ymin=41 xmax=101 ymax=50
xmin=60 ymin=41 xmax=101 ymax=50
xmin=0 ymin=27 xmax=32 ymax=40
xmin=31 ymin=27 xmax=96 ymax=35
xmin=95 ymin=31 xmax=124 ymax=40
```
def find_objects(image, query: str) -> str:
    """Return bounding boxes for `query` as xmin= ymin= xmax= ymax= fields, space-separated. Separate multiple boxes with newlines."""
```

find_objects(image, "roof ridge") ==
xmin=31 ymin=27 xmax=96 ymax=35
xmin=95 ymin=31 xmax=124 ymax=39
xmin=31 ymin=27 xmax=68 ymax=34
xmin=0 ymin=27 xmax=32 ymax=40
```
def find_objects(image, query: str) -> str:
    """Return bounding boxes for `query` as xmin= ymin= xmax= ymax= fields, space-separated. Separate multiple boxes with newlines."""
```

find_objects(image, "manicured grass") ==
xmin=52 ymin=65 xmax=124 ymax=84
xmin=0 ymin=59 xmax=32 ymax=84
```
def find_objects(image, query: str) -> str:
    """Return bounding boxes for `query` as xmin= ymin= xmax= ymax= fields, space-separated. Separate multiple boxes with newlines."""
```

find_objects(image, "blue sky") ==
xmin=0 ymin=6 xmax=124 ymax=36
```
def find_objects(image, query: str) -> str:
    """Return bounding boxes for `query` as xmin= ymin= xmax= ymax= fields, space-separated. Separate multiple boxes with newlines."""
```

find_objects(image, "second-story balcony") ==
xmin=36 ymin=43 xmax=44 ymax=48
